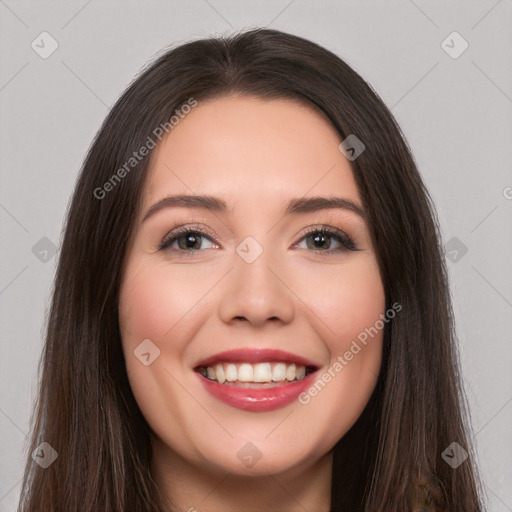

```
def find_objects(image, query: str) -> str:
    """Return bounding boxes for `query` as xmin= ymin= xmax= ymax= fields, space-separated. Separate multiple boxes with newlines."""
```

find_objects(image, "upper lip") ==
xmin=194 ymin=348 xmax=321 ymax=370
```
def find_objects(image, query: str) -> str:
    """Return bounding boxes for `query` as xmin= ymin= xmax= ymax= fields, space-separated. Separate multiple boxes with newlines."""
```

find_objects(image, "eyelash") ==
xmin=158 ymin=224 xmax=358 ymax=254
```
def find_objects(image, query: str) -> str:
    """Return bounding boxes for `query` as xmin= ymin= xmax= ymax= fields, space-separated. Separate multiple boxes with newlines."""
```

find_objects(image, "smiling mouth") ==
xmin=194 ymin=349 xmax=321 ymax=411
xmin=196 ymin=362 xmax=316 ymax=388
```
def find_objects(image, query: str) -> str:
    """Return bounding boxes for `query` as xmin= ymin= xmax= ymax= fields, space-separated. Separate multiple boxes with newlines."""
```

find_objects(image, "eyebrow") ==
xmin=141 ymin=194 xmax=365 ymax=222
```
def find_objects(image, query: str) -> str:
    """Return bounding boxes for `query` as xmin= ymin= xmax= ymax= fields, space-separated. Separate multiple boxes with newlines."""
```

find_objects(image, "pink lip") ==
xmin=193 ymin=348 xmax=320 ymax=412
xmin=194 ymin=348 xmax=319 ymax=369
xmin=196 ymin=371 xmax=317 ymax=411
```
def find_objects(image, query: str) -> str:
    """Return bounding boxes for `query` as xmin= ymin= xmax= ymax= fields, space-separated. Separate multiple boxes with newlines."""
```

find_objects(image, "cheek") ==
xmin=289 ymin=255 xmax=385 ymax=439
xmin=119 ymin=261 xmax=211 ymax=346
xmin=291 ymin=254 xmax=385 ymax=343
xmin=118 ymin=260 xmax=218 ymax=415
xmin=119 ymin=273 xmax=167 ymax=343
xmin=118 ymin=261 xmax=209 ymax=446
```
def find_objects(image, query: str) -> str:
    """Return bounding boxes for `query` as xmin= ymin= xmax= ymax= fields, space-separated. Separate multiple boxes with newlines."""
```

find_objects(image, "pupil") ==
xmin=177 ymin=232 xmax=332 ymax=251
xmin=180 ymin=234 xmax=201 ymax=250
xmin=310 ymin=233 xmax=329 ymax=250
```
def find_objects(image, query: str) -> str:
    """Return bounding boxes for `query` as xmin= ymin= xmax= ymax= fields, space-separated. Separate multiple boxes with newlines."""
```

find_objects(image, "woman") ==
xmin=18 ymin=28 xmax=484 ymax=511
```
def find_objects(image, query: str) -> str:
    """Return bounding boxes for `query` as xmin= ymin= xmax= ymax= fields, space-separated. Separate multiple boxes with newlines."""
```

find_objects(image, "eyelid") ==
xmin=158 ymin=222 xmax=358 ymax=252
xmin=158 ymin=223 xmax=221 ymax=250
xmin=293 ymin=224 xmax=358 ymax=251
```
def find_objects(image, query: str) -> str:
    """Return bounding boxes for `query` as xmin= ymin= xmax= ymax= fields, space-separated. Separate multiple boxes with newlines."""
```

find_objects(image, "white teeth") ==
xmin=238 ymin=363 xmax=254 ymax=382
xmin=286 ymin=363 xmax=296 ymax=381
xmin=272 ymin=363 xmax=287 ymax=382
xmin=201 ymin=362 xmax=309 ymax=384
xmin=215 ymin=363 xmax=226 ymax=384
xmin=225 ymin=363 xmax=237 ymax=382
xmin=254 ymin=363 xmax=272 ymax=382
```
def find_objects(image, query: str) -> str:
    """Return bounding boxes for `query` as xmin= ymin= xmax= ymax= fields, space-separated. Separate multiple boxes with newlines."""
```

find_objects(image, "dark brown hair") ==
xmin=18 ymin=28 xmax=484 ymax=511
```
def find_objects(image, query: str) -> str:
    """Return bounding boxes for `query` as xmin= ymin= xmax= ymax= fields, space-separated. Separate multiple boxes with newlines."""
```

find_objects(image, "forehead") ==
xmin=142 ymin=95 xmax=361 ymax=213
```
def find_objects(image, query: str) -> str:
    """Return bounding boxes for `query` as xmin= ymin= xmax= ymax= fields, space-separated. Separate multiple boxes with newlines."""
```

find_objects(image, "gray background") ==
xmin=1 ymin=1 xmax=511 ymax=510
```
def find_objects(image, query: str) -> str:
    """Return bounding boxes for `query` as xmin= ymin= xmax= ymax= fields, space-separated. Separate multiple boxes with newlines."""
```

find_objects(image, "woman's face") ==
xmin=119 ymin=95 xmax=385 ymax=477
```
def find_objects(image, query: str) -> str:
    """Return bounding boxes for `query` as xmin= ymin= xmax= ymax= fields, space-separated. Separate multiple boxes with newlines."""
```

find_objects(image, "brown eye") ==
xmin=159 ymin=229 xmax=216 ymax=252
xmin=305 ymin=232 xmax=334 ymax=250
xmin=296 ymin=227 xmax=357 ymax=253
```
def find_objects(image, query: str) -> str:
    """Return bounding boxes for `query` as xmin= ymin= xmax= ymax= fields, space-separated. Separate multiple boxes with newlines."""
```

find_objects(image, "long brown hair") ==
xmin=18 ymin=28 xmax=485 ymax=511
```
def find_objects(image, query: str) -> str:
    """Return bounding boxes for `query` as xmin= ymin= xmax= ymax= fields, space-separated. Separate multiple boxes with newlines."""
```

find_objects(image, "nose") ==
xmin=218 ymin=251 xmax=295 ymax=328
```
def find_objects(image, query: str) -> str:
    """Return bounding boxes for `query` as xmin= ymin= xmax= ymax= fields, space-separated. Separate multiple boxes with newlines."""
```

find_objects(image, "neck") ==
xmin=150 ymin=437 xmax=333 ymax=512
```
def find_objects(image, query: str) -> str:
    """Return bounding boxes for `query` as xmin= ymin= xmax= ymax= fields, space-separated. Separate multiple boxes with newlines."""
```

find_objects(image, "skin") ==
xmin=118 ymin=95 xmax=385 ymax=512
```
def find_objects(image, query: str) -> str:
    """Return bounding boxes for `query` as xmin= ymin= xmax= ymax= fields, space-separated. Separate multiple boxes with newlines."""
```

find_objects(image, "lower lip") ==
xmin=196 ymin=372 xmax=316 ymax=411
